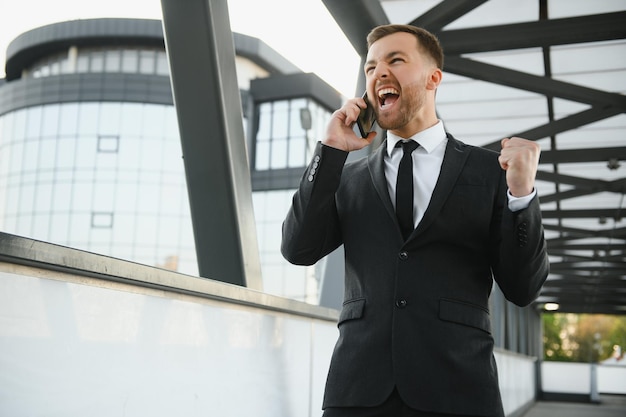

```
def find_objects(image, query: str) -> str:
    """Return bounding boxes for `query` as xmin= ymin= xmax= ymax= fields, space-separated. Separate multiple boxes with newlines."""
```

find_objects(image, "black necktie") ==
xmin=396 ymin=140 xmax=419 ymax=240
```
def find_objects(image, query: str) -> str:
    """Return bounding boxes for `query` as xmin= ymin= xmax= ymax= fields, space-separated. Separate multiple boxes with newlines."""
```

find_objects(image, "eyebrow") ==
xmin=364 ymin=51 xmax=406 ymax=69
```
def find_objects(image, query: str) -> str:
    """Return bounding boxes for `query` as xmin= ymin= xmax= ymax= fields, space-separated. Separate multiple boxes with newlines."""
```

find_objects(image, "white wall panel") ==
xmin=0 ymin=265 xmax=337 ymax=417
xmin=542 ymin=361 xmax=591 ymax=394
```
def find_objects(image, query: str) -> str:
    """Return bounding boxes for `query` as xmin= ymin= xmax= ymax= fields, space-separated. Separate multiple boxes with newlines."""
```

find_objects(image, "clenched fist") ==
xmin=499 ymin=137 xmax=540 ymax=197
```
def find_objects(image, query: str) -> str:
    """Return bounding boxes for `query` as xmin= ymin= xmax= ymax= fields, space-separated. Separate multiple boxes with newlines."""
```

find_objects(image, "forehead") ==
xmin=366 ymin=32 xmax=420 ymax=61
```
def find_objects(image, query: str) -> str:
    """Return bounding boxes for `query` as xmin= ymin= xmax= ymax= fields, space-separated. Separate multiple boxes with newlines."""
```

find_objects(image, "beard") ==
xmin=375 ymin=80 xmax=428 ymax=131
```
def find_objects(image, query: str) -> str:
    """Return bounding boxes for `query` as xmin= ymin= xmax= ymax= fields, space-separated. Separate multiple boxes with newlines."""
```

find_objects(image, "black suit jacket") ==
xmin=281 ymin=134 xmax=549 ymax=416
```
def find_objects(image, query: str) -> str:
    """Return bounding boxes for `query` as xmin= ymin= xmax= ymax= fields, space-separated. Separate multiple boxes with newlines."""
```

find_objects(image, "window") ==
xmin=91 ymin=212 xmax=114 ymax=228
xmin=139 ymin=50 xmax=156 ymax=74
xmin=105 ymin=50 xmax=121 ymax=72
xmin=97 ymin=135 xmax=119 ymax=153
xmin=254 ymin=98 xmax=330 ymax=171
xmin=121 ymin=49 xmax=139 ymax=73
xmin=24 ymin=47 xmax=168 ymax=78
xmin=90 ymin=50 xmax=105 ymax=72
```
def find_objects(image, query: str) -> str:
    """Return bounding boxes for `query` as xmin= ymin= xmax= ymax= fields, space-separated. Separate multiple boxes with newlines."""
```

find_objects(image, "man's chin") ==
xmin=376 ymin=118 xmax=398 ymax=131
xmin=375 ymin=114 xmax=389 ymax=130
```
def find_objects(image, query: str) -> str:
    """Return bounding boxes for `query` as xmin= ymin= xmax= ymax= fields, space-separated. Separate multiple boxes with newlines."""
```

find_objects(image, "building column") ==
xmin=160 ymin=0 xmax=263 ymax=289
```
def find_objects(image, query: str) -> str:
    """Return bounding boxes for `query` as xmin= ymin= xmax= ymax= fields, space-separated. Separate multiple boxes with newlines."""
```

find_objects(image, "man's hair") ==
xmin=366 ymin=24 xmax=444 ymax=70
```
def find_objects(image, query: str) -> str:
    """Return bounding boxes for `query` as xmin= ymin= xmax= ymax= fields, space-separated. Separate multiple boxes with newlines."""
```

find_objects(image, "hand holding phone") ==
xmin=356 ymin=92 xmax=376 ymax=138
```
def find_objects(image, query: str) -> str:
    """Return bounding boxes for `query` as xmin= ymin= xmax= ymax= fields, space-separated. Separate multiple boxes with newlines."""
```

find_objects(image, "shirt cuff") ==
xmin=507 ymin=189 xmax=536 ymax=212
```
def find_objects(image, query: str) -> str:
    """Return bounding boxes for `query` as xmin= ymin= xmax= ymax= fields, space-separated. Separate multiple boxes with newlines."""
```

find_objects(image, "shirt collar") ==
xmin=386 ymin=120 xmax=447 ymax=157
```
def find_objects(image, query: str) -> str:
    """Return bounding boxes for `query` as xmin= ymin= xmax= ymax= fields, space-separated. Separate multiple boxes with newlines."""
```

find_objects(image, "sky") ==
xmin=0 ymin=0 xmax=361 ymax=98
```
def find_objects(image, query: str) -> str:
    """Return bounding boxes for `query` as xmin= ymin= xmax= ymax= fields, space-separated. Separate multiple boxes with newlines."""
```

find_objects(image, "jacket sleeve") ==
xmin=490 ymin=178 xmax=550 ymax=306
xmin=281 ymin=142 xmax=348 ymax=266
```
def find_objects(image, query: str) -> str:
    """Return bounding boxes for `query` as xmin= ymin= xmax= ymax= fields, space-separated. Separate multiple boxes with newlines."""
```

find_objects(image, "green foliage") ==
xmin=542 ymin=313 xmax=626 ymax=362
xmin=542 ymin=313 xmax=572 ymax=361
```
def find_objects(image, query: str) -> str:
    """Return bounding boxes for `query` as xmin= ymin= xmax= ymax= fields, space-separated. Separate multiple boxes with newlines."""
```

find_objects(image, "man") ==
xmin=281 ymin=24 xmax=549 ymax=417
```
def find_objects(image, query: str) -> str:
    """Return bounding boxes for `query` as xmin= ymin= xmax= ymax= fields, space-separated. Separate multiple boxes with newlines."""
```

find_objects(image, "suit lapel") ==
xmin=411 ymin=134 xmax=471 ymax=238
xmin=367 ymin=140 xmax=397 ymax=222
xmin=366 ymin=134 xmax=472 ymax=241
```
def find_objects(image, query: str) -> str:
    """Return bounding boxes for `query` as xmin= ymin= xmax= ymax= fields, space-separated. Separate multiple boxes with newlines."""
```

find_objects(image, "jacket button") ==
xmin=399 ymin=251 xmax=408 ymax=260
xmin=395 ymin=299 xmax=407 ymax=308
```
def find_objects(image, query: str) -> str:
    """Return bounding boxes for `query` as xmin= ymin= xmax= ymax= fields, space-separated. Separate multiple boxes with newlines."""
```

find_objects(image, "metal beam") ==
xmin=547 ymin=234 xmax=625 ymax=246
xmin=444 ymin=56 xmax=626 ymax=110
xmin=322 ymin=0 xmax=389 ymax=56
xmin=160 ymin=0 xmax=263 ymax=289
xmin=439 ymin=12 xmax=626 ymax=54
xmin=547 ymin=244 xmax=625 ymax=253
xmin=540 ymin=184 xmax=626 ymax=204
xmin=540 ymin=147 xmax=626 ymax=164
xmin=543 ymin=224 xmax=598 ymax=236
xmin=538 ymin=188 xmax=605 ymax=205
xmin=543 ymin=224 xmax=626 ymax=239
xmin=482 ymin=107 xmax=624 ymax=150
xmin=549 ymin=262 xmax=624 ymax=271
xmin=535 ymin=172 xmax=626 ymax=204
xmin=537 ymin=170 xmax=609 ymax=189
xmin=541 ymin=208 xmax=624 ymax=219
xmin=547 ymin=276 xmax=626 ymax=285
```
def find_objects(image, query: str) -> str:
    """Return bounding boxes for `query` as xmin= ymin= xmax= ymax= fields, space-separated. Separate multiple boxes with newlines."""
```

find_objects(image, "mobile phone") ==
xmin=356 ymin=91 xmax=376 ymax=137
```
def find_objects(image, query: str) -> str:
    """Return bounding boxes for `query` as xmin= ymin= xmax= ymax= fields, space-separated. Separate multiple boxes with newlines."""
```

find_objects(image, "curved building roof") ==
xmin=5 ymin=18 xmax=301 ymax=81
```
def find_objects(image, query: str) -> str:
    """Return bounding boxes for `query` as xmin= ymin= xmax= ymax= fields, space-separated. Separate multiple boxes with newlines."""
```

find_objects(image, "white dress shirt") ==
xmin=384 ymin=120 xmax=535 ymax=228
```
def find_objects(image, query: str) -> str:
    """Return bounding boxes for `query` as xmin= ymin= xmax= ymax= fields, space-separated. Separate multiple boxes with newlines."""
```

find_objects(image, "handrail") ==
xmin=0 ymin=232 xmax=339 ymax=322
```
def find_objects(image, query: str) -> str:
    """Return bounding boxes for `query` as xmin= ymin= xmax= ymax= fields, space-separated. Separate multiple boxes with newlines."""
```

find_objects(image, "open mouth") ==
xmin=378 ymin=87 xmax=399 ymax=109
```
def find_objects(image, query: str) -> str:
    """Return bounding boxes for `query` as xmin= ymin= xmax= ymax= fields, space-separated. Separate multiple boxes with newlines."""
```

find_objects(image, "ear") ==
xmin=426 ymin=68 xmax=442 ymax=90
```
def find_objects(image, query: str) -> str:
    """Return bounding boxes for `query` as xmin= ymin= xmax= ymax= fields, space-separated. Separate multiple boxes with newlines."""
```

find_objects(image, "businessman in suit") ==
xmin=281 ymin=24 xmax=549 ymax=417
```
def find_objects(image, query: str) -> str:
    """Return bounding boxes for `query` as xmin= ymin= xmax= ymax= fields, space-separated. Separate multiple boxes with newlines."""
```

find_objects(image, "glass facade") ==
xmin=0 ymin=42 xmax=335 ymax=304
xmin=0 ymin=102 xmax=198 ymax=275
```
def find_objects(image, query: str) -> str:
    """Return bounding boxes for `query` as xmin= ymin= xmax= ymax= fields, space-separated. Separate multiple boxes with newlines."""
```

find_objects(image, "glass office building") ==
xmin=0 ymin=18 xmax=341 ymax=304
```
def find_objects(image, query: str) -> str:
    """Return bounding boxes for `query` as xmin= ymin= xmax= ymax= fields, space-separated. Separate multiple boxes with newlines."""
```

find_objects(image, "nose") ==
xmin=372 ymin=63 xmax=389 ymax=79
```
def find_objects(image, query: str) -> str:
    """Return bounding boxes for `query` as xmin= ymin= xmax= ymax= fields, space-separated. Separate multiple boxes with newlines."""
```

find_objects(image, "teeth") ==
xmin=378 ymin=88 xmax=398 ymax=97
